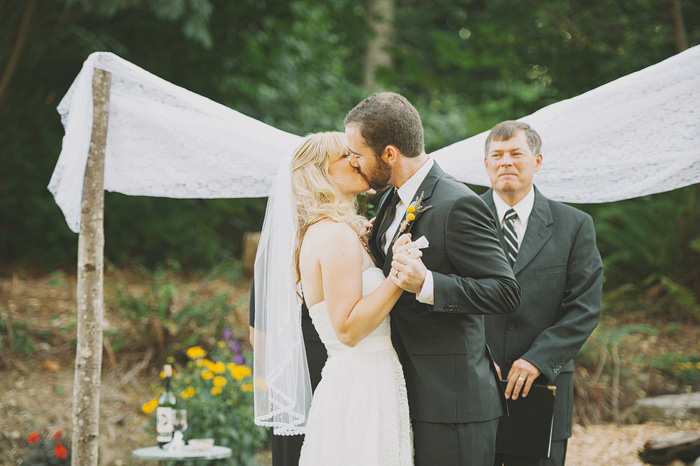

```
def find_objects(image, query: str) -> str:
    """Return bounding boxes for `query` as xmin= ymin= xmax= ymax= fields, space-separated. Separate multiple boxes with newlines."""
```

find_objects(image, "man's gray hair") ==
xmin=485 ymin=120 xmax=542 ymax=156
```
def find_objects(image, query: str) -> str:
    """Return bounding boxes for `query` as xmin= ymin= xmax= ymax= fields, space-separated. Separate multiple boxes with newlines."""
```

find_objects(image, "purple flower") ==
xmin=223 ymin=328 xmax=245 ymax=365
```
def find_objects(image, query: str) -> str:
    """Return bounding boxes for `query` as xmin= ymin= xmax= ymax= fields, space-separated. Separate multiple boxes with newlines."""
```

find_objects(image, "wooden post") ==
xmin=72 ymin=67 xmax=110 ymax=466
xmin=242 ymin=231 xmax=261 ymax=277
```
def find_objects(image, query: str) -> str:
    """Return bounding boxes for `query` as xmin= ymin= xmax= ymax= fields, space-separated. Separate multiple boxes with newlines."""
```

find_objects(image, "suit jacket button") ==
xmin=507 ymin=323 xmax=516 ymax=331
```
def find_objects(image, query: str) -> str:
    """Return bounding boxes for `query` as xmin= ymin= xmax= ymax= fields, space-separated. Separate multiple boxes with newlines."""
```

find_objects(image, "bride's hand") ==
xmin=362 ymin=218 xmax=375 ymax=239
xmin=392 ymin=233 xmax=422 ymax=259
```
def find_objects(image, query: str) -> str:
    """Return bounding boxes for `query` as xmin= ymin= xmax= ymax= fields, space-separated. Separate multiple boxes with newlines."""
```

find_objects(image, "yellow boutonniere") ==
xmin=391 ymin=191 xmax=432 ymax=244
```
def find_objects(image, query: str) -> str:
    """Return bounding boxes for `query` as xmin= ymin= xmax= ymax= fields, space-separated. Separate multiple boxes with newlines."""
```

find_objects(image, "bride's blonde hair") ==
xmin=292 ymin=132 xmax=368 ymax=284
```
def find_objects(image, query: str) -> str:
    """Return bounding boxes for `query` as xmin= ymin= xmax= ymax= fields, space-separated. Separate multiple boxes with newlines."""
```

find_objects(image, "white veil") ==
xmin=253 ymin=155 xmax=312 ymax=435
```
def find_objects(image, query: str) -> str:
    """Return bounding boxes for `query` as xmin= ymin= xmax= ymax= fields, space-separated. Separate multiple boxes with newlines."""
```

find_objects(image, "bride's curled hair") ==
xmin=291 ymin=132 xmax=368 ymax=281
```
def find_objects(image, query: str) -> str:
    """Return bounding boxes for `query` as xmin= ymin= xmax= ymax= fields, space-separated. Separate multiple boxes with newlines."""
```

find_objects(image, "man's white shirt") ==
xmin=383 ymin=158 xmax=435 ymax=305
xmin=492 ymin=187 xmax=535 ymax=249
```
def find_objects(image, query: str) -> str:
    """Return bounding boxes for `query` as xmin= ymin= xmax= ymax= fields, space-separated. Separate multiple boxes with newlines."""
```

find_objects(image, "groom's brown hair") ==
xmin=344 ymin=92 xmax=424 ymax=158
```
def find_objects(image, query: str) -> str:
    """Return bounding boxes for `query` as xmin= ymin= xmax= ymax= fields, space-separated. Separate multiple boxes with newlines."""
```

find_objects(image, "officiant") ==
xmin=480 ymin=121 xmax=604 ymax=466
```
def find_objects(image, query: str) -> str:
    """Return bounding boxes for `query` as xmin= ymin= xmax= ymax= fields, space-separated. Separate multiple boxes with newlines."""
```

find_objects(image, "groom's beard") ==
xmin=362 ymin=157 xmax=392 ymax=191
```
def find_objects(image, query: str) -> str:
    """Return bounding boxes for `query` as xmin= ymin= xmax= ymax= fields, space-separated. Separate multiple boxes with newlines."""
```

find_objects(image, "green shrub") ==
xmin=107 ymin=266 xmax=237 ymax=359
xmin=141 ymin=338 xmax=267 ymax=465
xmin=649 ymin=354 xmax=700 ymax=387
xmin=0 ymin=313 xmax=36 ymax=356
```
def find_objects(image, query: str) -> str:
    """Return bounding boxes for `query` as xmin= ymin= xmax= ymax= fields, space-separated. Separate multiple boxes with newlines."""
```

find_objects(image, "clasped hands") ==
xmin=390 ymin=233 xmax=427 ymax=293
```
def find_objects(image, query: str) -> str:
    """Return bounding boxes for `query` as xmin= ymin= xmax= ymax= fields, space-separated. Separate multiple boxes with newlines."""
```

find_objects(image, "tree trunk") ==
xmin=0 ymin=0 xmax=35 ymax=108
xmin=668 ymin=0 xmax=688 ymax=52
xmin=72 ymin=68 xmax=110 ymax=466
xmin=363 ymin=0 xmax=394 ymax=90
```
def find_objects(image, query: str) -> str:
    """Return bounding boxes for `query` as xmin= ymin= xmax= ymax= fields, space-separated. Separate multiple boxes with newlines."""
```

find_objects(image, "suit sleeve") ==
xmin=522 ymin=215 xmax=603 ymax=382
xmin=432 ymin=194 xmax=521 ymax=315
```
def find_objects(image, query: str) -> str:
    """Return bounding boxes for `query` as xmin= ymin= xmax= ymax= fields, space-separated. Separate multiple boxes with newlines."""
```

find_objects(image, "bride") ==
xmin=254 ymin=132 xmax=414 ymax=465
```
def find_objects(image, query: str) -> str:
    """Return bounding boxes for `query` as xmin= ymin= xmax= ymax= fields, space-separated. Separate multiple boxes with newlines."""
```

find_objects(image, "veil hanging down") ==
xmin=253 ymin=156 xmax=312 ymax=435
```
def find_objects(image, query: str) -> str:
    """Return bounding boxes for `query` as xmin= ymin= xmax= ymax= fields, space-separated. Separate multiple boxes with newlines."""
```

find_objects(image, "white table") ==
xmin=132 ymin=445 xmax=232 ymax=463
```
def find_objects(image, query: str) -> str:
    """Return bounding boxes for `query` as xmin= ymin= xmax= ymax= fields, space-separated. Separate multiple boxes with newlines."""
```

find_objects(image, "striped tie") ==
xmin=503 ymin=209 xmax=519 ymax=266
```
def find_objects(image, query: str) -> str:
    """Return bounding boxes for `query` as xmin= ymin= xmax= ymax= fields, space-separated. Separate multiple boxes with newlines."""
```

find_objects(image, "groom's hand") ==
xmin=391 ymin=253 xmax=426 ymax=293
xmin=505 ymin=359 xmax=541 ymax=400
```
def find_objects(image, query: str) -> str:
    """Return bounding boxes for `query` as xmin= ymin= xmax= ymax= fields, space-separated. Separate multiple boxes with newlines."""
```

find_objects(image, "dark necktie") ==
xmin=503 ymin=208 xmax=519 ymax=266
xmin=377 ymin=189 xmax=401 ymax=253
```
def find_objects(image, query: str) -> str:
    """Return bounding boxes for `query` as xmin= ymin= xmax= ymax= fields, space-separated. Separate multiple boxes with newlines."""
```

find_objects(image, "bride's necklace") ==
xmin=358 ymin=235 xmax=372 ymax=255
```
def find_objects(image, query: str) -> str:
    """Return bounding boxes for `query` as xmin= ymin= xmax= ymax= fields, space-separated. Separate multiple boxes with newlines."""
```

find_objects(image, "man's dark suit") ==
xmin=369 ymin=162 xmax=521 ymax=465
xmin=249 ymin=285 xmax=327 ymax=466
xmin=481 ymin=187 xmax=603 ymax=466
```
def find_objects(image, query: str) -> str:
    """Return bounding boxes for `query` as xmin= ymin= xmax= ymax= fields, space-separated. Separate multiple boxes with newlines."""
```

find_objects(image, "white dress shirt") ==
xmin=383 ymin=158 xmax=435 ymax=304
xmin=492 ymin=187 xmax=536 ymax=249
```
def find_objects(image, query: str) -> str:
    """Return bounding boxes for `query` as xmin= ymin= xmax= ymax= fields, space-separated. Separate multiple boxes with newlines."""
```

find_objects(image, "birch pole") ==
xmin=72 ymin=67 xmax=110 ymax=466
xmin=363 ymin=0 xmax=394 ymax=90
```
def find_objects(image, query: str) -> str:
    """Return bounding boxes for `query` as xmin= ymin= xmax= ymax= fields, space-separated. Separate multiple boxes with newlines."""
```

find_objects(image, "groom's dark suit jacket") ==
xmin=370 ymin=162 xmax=521 ymax=424
xmin=481 ymin=187 xmax=603 ymax=441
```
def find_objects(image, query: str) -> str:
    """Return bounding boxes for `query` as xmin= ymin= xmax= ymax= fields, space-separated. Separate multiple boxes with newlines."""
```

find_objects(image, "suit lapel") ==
xmin=483 ymin=192 xmax=507 ymax=250
xmin=512 ymin=187 xmax=553 ymax=275
xmin=483 ymin=187 xmax=553 ymax=275
xmin=383 ymin=163 xmax=444 ymax=275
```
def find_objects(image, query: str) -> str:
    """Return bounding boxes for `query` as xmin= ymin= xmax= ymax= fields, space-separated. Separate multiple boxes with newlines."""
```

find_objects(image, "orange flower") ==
xmin=27 ymin=432 xmax=39 ymax=444
xmin=54 ymin=442 xmax=68 ymax=459
xmin=53 ymin=430 xmax=63 ymax=440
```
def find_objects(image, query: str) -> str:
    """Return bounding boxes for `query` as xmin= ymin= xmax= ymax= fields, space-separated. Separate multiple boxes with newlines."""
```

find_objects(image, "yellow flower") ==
xmin=241 ymin=383 xmax=253 ymax=392
xmin=160 ymin=370 xmax=165 ymax=379
xmin=217 ymin=341 xmax=226 ymax=348
xmin=181 ymin=387 xmax=196 ymax=399
xmin=212 ymin=361 xmax=226 ymax=374
xmin=407 ymin=213 xmax=415 ymax=222
xmin=211 ymin=386 xmax=222 ymax=396
xmin=407 ymin=205 xmax=415 ymax=213
xmin=696 ymin=362 xmax=700 ymax=369
xmin=186 ymin=346 xmax=206 ymax=359
xmin=213 ymin=376 xmax=227 ymax=387
xmin=141 ymin=398 xmax=158 ymax=414
xmin=201 ymin=359 xmax=215 ymax=370
xmin=227 ymin=362 xmax=236 ymax=371
xmin=166 ymin=356 xmax=175 ymax=363
xmin=230 ymin=365 xmax=252 ymax=381
xmin=201 ymin=371 xmax=214 ymax=380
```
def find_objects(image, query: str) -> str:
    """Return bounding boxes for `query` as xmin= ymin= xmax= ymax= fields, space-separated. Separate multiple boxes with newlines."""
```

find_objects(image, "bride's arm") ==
xmin=319 ymin=223 xmax=402 ymax=347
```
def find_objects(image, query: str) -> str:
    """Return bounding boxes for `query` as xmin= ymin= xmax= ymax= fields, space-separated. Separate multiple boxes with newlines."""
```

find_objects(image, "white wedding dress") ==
xmin=299 ymin=267 xmax=413 ymax=466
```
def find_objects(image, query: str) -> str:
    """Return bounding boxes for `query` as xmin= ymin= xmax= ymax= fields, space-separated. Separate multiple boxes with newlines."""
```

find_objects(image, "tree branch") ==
xmin=0 ymin=0 xmax=36 ymax=108
xmin=668 ymin=0 xmax=688 ymax=52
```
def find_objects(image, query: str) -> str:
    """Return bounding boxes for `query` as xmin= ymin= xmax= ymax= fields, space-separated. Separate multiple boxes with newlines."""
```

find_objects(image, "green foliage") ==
xmin=0 ymin=314 xmax=37 ymax=356
xmin=107 ymin=266 xmax=237 ymax=359
xmin=1 ymin=0 xmax=699 ymax=279
xmin=575 ymin=323 xmax=658 ymax=370
xmin=592 ymin=186 xmax=700 ymax=320
xmin=20 ymin=430 xmax=71 ymax=465
xmin=142 ymin=343 xmax=266 ymax=465
xmin=649 ymin=354 xmax=700 ymax=387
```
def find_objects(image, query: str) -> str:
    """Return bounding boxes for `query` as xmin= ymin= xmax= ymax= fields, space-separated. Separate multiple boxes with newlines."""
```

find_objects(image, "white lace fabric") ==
xmin=50 ymin=48 xmax=699 ymax=234
xmin=298 ymin=267 xmax=413 ymax=465
xmin=49 ymin=52 xmax=302 ymax=233
xmin=431 ymin=45 xmax=700 ymax=203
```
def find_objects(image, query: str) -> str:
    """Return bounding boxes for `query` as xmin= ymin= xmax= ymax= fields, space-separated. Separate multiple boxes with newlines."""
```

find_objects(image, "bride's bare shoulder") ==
xmin=305 ymin=220 xmax=357 ymax=243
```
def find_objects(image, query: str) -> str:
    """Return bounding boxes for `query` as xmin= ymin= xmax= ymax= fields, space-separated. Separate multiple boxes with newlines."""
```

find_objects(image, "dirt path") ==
xmin=568 ymin=421 xmax=700 ymax=465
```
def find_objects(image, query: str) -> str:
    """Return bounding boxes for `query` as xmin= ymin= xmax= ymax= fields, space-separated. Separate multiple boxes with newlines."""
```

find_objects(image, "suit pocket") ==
xmin=411 ymin=337 xmax=468 ymax=355
xmin=535 ymin=263 xmax=566 ymax=276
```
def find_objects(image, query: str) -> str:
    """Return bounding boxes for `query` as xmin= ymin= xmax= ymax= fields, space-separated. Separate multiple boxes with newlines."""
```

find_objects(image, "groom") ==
xmin=345 ymin=92 xmax=521 ymax=465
